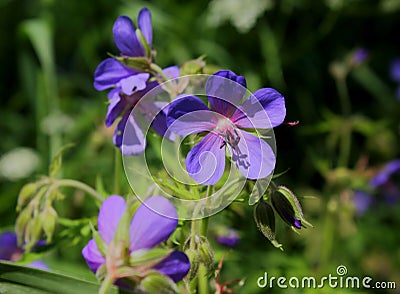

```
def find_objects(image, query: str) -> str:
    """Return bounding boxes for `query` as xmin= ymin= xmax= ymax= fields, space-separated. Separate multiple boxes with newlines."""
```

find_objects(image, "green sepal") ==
xmin=115 ymin=55 xmax=150 ymax=72
xmin=129 ymin=248 xmax=172 ymax=267
xmin=139 ymin=270 xmax=179 ymax=294
xmin=136 ymin=28 xmax=152 ymax=58
xmin=253 ymin=198 xmax=283 ymax=251
xmin=90 ymin=223 xmax=107 ymax=256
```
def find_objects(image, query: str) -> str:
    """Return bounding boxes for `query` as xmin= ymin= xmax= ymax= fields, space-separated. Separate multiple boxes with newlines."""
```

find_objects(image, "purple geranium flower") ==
xmin=0 ymin=231 xmax=48 ymax=270
xmin=82 ymin=195 xmax=190 ymax=284
xmin=215 ymin=228 xmax=240 ymax=248
xmin=166 ymin=70 xmax=286 ymax=185
xmin=113 ymin=8 xmax=152 ymax=58
xmin=102 ymin=66 xmax=179 ymax=155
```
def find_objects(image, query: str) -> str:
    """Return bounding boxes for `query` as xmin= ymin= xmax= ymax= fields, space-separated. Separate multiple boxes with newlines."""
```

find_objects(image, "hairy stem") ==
xmin=55 ymin=179 xmax=103 ymax=202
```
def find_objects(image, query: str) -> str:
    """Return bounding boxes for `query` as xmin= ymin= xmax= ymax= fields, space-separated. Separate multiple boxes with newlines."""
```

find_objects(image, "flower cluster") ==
xmin=94 ymin=8 xmax=178 ymax=155
xmin=88 ymin=5 xmax=301 ymax=293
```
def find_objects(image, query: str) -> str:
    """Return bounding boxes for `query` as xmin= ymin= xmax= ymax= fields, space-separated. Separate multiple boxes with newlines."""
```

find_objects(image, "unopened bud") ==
xmin=180 ymin=57 xmax=206 ymax=75
xmin=274 ymin=186 xmax=313 ymax=229
xmin=15 ymin=205 xmax=33 ymax=246
xmin=185 ymin=248 xmax=200 ymax=280
xmin=139 ymin=270 xmax=178 ymax=294
xmin=17 ymin=182 xmax=40 ymax=211
xmin=25 ymin=216 xmax=42 ymax=252
xmin=198 ymin=237 xmax=214 ymax=271
xmin=41 ymin=206 xmax=57 ymax=243
xmin=254 ymin=198 xmax=283 ymax=250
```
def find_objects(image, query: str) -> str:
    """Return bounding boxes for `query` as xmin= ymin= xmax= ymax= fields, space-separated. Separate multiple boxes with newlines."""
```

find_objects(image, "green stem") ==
xmin=335 ymin=76 xmax=352 ymax=167
xmin=198 ymin=265 xmax=209 ymax=294
xmin=114 ymin=148 xmax=121 ymax=195
xmin=55 ymin=179 xmax=103 ymax=202
xmin=98 ymin=275 xmax=114 ymax=294
xmin=336 ymin=76 xmax=351 ymax=117
xmin=149 ymin=63 xmax=169 ymax=82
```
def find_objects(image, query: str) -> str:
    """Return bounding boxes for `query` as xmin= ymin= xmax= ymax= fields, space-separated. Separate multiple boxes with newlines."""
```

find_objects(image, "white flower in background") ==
xmin=0 ymin=147 xmax=40 ymax=181
xmin=207 ymin=0 xmax=273 ymax=33
xmin=41 ymin=111 xmax=74 ymax=135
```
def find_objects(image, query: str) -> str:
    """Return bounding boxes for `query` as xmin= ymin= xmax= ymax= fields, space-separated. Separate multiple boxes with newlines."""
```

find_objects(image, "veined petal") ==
xmin=138 ymin=8 xmax=152 ymax=47
xmin=153 ymin=251 xmax=190 ymax=282
xmin=119 ymin=73 xmax=150 ymax=96
xmin=82 ymin=239 xmax=106 ymax=273
xmin=120 ymin=111 xmax=146 ymax=155
xmin=114 ymin=111 xmax=129 ymax=148
xmin=206 ymin=70 xmax=247 ymax=117
xmin=232 ymin=88 xmax=286 ymax=129
xmin=94 ymin=58 xmax=137 ymax=91
xmin=113 ymin=16 xmax=144 ymax=57
xmin=98 ymin=195 xmax=126 ymax=244
xmin=186 ymin=132 xmax=226 ymax=185
xmin=166 ymin=95 xmax=217 ymax=136
xmin=228 ymin=130 xmax=275 ymax=180
xmin=129 ymin=196 xmax=178 ymax=252
xmin=105 ymin=95 xmax=126 ymax=127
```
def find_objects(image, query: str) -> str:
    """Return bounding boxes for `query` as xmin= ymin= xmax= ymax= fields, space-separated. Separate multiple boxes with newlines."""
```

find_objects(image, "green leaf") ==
xmin=0 ymin=261 xmax=119 ymax=294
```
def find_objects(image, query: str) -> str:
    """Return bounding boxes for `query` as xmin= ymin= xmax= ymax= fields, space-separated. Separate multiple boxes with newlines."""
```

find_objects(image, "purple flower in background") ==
xmin=389 ymin=58 xmax=400 ymax=100
xmin=353 ymin=191 xmax=373 ymax=216
xmin=0 ymin=231 xmax=48 ymax=270
xmin=82 ymin=195 xmax=190 ymax=283
xmin=370 ymin=159 xmax=400 ymax=188
xmin=370 ymin=159 xmax=400 ymax=205
xmin=351 ymin=48 xmax=368 ymax=66
xmin=215 ymin=228 xmax=240 ymax=248
xmin=167 ymin=70 xmax=286 ymax=185
xmin=390 ymin=59 xmax=400 ymax=83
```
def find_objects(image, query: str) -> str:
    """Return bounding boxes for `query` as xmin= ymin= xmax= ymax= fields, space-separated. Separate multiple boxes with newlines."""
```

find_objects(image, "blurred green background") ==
xmin=1 ymin=0 xmax=400 ymax=293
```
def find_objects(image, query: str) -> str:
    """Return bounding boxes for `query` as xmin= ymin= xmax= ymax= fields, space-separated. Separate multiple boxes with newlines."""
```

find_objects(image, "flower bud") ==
xmin=274 ymin=186 xmax=313 ymax=229
xmin=25 ymin=216 xmax=43 ymax=252
xmin=185 ymin=248 xmax=200 ymax=280
xmin=15 ymin=205 xmax=33 ymax=246
xmin=41 ymin=206 xmax=57 ymax=243
xmin=198 ymin=237 xmax=214 ymax=272
xmin=180 ymin=57 xmax=206 ymax=75
xmin=17 ymin=182 xmax=40 ymax=211
xmin=139 ymin=270 xmax=178 ymax=294
xmin=254 ymin=198 xmax=283 ymax=250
